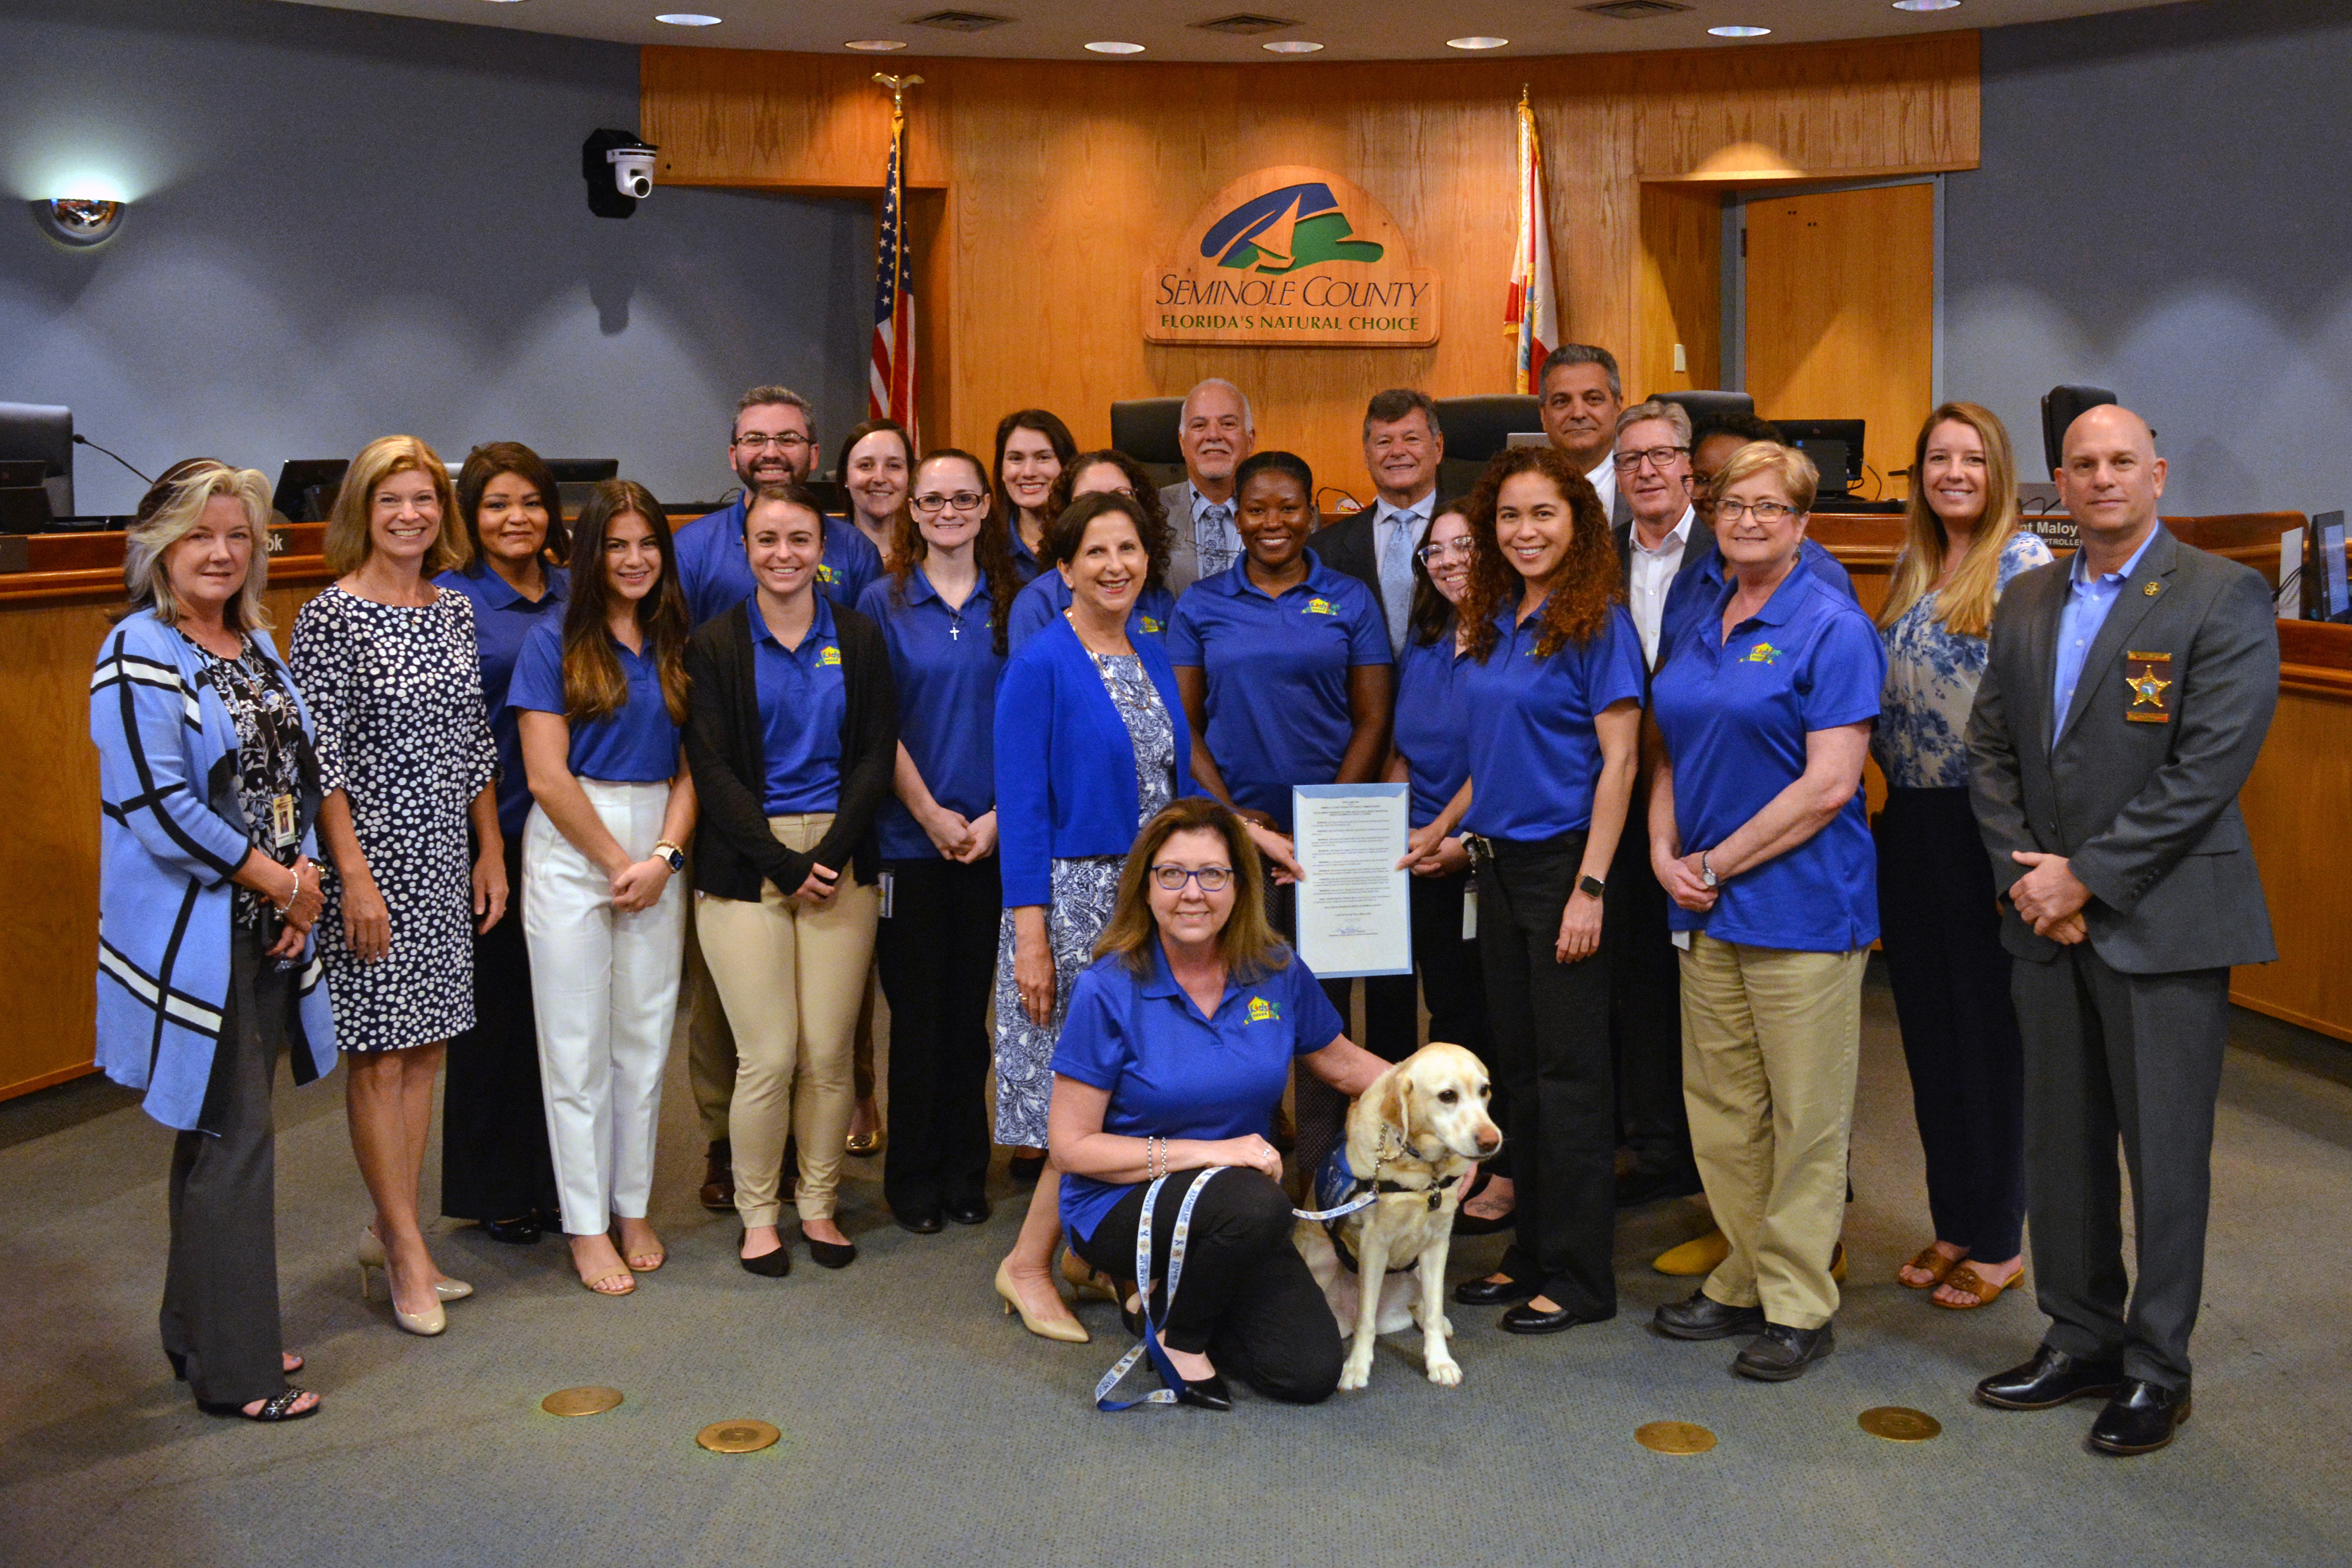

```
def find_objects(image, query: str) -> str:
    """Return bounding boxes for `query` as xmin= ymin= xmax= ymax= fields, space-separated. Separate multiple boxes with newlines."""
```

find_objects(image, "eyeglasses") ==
xmin=1149 ymin=864 xmax=1234 ymax=893
xmin=1416 ymin=537 xmax=1472 ymax=564
xmin=1612 ymin=445 xmax=1690 ymax=472
xmin=912 ymin=491 xmax=988 ymax=515
xmin=1715 ymin=499 xmax=1799 ymax=523
xmin=734 ymin=432 xmax=811 ymax=452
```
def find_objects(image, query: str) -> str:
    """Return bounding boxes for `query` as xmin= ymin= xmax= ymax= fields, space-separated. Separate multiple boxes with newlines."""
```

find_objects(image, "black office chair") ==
xmin=1650 ymin=389 xmax=1754 ymax=427
xmin=2040 ymin=385 xmax=2117 ymax=476
xmin=0 ymin=403 xmax=74 ymax=517
xmin=1432 ymin=394 xmax=1543 ymax=498
xmin=1110 ymin=397 xmax=1185 ymax=490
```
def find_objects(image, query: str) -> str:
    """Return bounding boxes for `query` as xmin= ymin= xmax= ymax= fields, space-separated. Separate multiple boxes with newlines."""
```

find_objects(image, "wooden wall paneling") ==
xmin=2232 ymin=684 xmax=2352 ymax=1042
xmin=1634 ymin=183 xmax=1724 ymax=401
xmin=1744 ymin=183 xmax=1936 ymax=500
xmin=642 ymin=47 xmax=951 ymax=189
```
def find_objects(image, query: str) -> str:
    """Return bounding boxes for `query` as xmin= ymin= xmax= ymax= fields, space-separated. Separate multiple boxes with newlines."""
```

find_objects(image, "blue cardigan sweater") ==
xmin=91 ymin=612 xmax=337 ymax=1131
xmin=995 ymin=613 xmax=1195 ymax=907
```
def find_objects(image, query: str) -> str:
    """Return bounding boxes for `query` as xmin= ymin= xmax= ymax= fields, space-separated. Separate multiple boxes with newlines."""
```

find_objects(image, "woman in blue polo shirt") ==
xmin=1051 ymin=798 xmax=1386 ymax=1408
xmin=1006 ymin=450 xmax=1178 ymax=651
xmin=1644 ymin=441 xmax=1884 ymax=1383
xmin=856 ymin=449 xmax=1021 ymax=1234
xmin=1441 ymin=447 xmax=1646 ymax=1338
xmin=992 ymin=408 xmax=1074 ymax=580
xmin=434 ymin=442 xmax=569 ymax=1247
xmin=512 ymin=480 xmax=696 ymax=1298
xmin=684 ymin=483 xmax=898 ymax=1278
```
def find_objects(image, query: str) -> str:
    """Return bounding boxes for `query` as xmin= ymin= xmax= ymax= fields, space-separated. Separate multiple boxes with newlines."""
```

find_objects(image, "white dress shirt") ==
xmin=1626 ymin=505 xmax=1694 ymax=667
xmin=1585 ymin=452 xmax=1619 ymax=523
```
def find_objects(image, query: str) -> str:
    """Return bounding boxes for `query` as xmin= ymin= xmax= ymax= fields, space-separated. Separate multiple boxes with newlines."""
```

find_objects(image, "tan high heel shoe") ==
xmin=1061 ymin=1247 xmax=1119 ymax=1303
xmin=358 ymin=1227 xmax=471 ymax=1305
xmin=359 ymin=1249 xmax=447 ymax=1337
xmin=996 ymin=1261 xmax=1089 ymax=1344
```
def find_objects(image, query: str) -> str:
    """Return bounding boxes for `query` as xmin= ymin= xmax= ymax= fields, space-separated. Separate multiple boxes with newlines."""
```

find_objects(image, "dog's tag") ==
xmin=1461 ymin=880 xmax=1477 ymax=942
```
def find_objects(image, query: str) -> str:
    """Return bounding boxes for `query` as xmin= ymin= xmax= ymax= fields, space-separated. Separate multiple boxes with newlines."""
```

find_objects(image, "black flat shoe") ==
xmin=1453 ymin=1274 xmax=1538 ymax=1307
xmin=738 ymin=1231 xmax=791 ymax=1278
xmin=1732 ymin=1322 xmax=1835 ymax=1381
xmin=945 ymin=1198 xmax=991 ymax=1226
xmin=478 ymin=1215 xmax=543 ymax=1245
xmin=198 ymin=1388 xmax=318 ymax=1422
xmin=1500 ymin=1300 xmax=1610 ymax=1335
xmin=805 ymin=1236 xmax=857 ymax=1270
xmin=1174 ymin=1372 xmax=1232 ymax=1411
xmin=1652 ymin=1288 xmax=1766 ymax=1341
xmin=1975 ymin=1345 xmax=2125 ymax=1411
xmin=1008 ymin=1154 xmax=1045 ymax=1184
xmin=895 ymin=1207 xmax=944 ymax=1234
xmin=2089 ymin=1378 xmax=2190 ymax=1455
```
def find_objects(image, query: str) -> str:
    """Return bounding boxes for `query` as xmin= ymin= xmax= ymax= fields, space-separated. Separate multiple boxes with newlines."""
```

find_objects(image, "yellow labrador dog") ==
xmin=1295 ymin=1042 xmax=1502 ymax=1390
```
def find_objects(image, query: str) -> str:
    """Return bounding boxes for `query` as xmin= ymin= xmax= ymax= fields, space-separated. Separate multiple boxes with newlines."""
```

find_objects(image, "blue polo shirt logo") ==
xmin=1303 ymin=598 xmax=1334 ymax=616
xmin=1140 ymin=615 xmax=1163 ymax=635
xmin=1247 ymin=996 xmax=1280 ymax=1022
xmin=818 ymin=644 xmax=842 ymax=666
xmin=1743 ymin=642 xmax=1781 ymax=666
xmin=818 ymin=563 xmax=838 ymax=585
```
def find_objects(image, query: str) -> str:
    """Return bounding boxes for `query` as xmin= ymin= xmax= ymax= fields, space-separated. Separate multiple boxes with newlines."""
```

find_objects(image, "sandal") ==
xmin=170 ymin=1350 xmax=304 ymax=1379
xmin=1899 ymin=1244 xmax=1965 ymax=1290
xmin=199 ymin=1388 xmax=319 ymax=1422
xmin=1933 ymin=1262 xmax=2020 ymax=1310
xmin=1452 ymin=1168 xmax=1517 ymax=1237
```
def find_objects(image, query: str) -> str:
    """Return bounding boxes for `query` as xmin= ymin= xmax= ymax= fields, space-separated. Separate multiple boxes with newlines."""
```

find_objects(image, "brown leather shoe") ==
xmin=699 ymin=1140 xmax=734 ymax=1212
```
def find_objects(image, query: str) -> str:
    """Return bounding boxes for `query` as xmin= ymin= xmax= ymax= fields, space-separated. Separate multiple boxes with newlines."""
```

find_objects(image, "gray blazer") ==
xmin=1160 ymin=479 xmax=1205 ymax=595
xmin=1966 ymin=526 xmax=2278 ymax=974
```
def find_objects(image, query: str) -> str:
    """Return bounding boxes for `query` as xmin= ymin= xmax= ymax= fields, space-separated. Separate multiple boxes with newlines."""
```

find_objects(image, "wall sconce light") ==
xmin=32 ymin=197 xmax=126 ymax=247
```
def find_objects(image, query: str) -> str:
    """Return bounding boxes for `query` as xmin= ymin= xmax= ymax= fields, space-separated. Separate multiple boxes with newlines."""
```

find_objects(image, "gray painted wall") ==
xmin=0 ymin=0 xmax=874 ymax=518
xmin=1948 ymin=0 xmax=2352 ymax=516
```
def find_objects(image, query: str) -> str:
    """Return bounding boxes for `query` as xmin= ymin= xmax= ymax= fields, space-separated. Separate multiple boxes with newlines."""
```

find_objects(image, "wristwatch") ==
xmin=653 ymin=840 xmax=686 ymax=873
xmin=1699 ymin=852 xmax=1719 ymax=890
xmin=1577 ymin=873 xmax=1606 ymax=899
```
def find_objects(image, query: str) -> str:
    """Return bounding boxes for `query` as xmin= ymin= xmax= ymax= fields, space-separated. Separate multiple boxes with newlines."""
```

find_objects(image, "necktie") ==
xmin=1378 ymin=510 xmax=1415 ymax=654
xmin=1199 ymin=503 xmax=1237 ymax=575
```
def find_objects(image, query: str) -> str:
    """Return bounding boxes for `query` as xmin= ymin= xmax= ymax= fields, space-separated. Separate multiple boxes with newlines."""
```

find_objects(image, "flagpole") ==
xmin=870 ymin=73 xmax=924 ymax=447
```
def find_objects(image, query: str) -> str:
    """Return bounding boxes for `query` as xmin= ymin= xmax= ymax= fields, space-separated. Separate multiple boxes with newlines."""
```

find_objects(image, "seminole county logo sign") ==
xmin=1144 ymin=166 xmax=1440 ymax=348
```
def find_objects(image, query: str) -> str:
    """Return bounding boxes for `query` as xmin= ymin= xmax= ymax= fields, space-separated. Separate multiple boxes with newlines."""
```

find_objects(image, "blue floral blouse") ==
xmin=1873 ymin=530 xmax=2054 ymax=789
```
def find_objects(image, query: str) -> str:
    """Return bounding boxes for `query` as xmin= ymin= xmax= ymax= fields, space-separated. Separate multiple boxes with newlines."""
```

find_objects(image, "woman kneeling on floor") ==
xmin=1047 ymin=798 xmax=1386 ymax=1408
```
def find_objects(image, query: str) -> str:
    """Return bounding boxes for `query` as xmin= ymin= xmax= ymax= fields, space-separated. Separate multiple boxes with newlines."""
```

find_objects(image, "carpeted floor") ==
xmin=5 ymin=961 xmax=2349 ymax=1567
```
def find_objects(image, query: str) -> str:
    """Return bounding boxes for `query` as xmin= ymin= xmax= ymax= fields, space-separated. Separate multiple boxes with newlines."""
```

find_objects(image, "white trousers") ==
xmin=523 ymin=781 xmax=686 ymax=1237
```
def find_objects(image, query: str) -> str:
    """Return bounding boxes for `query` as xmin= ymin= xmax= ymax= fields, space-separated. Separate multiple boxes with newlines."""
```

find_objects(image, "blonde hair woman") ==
xmin=291 ymin=436 xmax=502 ymax=1338
xmin=1873 ymin=403 xmax=2052 ymax=1310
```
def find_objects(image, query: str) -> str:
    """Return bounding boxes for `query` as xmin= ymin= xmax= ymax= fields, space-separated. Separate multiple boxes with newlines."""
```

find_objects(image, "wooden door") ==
xmin=1744 ymin=183 xmax=1935 ymax=501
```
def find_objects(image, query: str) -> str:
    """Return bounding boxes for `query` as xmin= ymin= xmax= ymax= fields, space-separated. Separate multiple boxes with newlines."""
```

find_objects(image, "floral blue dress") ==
xmin=1873 ymin=530 xmax=2054 ymax=788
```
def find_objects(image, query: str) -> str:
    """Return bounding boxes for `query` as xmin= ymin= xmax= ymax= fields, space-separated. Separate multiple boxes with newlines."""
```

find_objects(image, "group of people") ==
xmin=93 ymin=349 xmax=2276 ymax=1455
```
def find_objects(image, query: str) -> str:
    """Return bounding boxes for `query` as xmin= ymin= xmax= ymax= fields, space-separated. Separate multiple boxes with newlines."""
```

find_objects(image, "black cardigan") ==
xmin=683 ymin=598 xmax=898 ymax=900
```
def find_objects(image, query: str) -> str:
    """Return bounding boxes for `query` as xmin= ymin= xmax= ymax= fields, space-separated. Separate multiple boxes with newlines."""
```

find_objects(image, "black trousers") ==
xmin=873 ymin=855 xmax=999 ymax=1214
xmin=1073 ymin=1169 xmax=1342 ymax=1404
xmin=1604 ymin=812 xmax=1694 ymax=1183
xmin=2012 ymin=945 xmax=2229 ymax=1391
xmin=162 ymin=926 xmax=294 ymax=1407
xmin=1479 ymin=834 xmax=1617 ymax=1318
xmin=442 ymin=833 xmax=557 ymax=1221
xmin=1363 ymin=867 xmax=1493 ymax=1064
xmin=1875 ymin=787 xmax=2027 ymax=1259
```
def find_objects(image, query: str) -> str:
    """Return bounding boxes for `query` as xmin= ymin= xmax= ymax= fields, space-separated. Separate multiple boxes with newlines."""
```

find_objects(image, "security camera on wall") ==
xmin=583 ymin=129 xmax=659 ymax=219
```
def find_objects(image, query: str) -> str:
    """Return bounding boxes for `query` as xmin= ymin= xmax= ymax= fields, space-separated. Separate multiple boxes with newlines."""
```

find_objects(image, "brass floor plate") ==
xmin=696 ymin=1419 xmax=781 ymax=1454
xmin=1858 ymin=1406 xmax=1942 ymax=1442
xmin=1635 ymin=1419 xmax=1717 ymax=1455
xmin=541 ymin=1387 xmax=623 ymax=1418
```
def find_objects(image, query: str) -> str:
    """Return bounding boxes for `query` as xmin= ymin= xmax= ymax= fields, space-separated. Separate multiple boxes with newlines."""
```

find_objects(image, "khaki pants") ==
xmin=1678 ymin=935 xmax=1866 ymax=1331
xmin=683 ymin=896 xmax=737 ymax=1149
xmin=695 ymin=814 xmax=880 ymax=1227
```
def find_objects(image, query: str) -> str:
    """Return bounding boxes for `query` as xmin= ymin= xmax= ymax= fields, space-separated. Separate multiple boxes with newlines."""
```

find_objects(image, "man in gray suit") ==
xmin=1966 ymin=405 xmax=2278 ymax=1456
xmin=1537 ymin=343 xmax=1633 ymax=532
xmin=1158 ymin=378 xmax=1256 ymax=595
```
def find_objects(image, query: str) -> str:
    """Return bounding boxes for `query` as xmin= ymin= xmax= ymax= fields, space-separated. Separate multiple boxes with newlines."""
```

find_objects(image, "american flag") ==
xmin=1504 ymin=89 xmax=1557 ymax=396
xmin=869 ymin=94 xmax=918 ymax=445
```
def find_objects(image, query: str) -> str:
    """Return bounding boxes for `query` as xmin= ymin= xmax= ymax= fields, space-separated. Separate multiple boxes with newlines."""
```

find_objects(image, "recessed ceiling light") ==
xmin=844 ymin=39 xmax=907 ymax=50
xmin=1708 ymin=25 xmax=1771 ymax=36
xmin=1263 ymin=40 xmax=1323 ymax=53
xmin=1447 ymin=36 xmax=1508 ymax=50
xmin=655 ymin=13 xmax=722 ymax=25
xmin=1892 ymin=0 xmax=1961 ymax=9
xmin=1085 ymin=41 xmax=1146 ymax=54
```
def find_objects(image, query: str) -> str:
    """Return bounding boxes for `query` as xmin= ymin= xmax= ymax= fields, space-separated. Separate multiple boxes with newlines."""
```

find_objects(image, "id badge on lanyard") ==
xmin=270 ymin=793 xmax=299 ymax=850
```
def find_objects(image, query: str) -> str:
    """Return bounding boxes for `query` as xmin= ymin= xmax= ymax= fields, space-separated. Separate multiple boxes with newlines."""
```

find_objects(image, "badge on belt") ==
xmin=2124 ymin=651 xmax=2173 ymax=723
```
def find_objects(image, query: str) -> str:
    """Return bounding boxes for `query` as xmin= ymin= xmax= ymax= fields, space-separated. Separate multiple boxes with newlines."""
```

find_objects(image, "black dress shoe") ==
xmin=1174 ymin=1372 xmax=1232 ymax=1411
xmin=738 ymin=1231 xmax=791 ymax=1278
xmin=805 ymin=1236 xmax=857 ymax=1270
xmin=700 ymin=1140 xmax=735 ymax=1213
xmin=478 ymin=1216 xmax=542 ymax=1245
xmin=1975 ymin=1345 xmax=2126 ymax=1411
xmin=1652 ymin=1288 xmax=1766 ymax=1341
xmin=945 ymin=1197 xmax=991 ymax=1226
xmin=1617 ymin=1166 xmax=1705 ymax=1208
xmin=1453 ymin=1274 xmax=1539 ymax=1307
xmin=1499 ymin=1300 xmax=1610 ymax=1336
xmin=1008 ymin=1154 xmax=1045 ymax=1184
xmin=895 ymin=1207 xmax=945 ymax=1234
xmin=1732 ymin=1321 xmax=1835 ymax=1381
xmin=2089 ymin=1379 xmax=2190 ymax=1455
